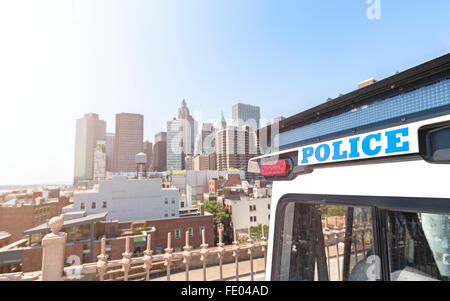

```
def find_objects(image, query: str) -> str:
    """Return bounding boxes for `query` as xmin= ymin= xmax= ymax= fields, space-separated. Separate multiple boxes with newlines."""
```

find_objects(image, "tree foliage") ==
xmin=251 ymin=224 xmax=269 ymax=240
xmin=203 ymin=201 xmax=233 ymax=244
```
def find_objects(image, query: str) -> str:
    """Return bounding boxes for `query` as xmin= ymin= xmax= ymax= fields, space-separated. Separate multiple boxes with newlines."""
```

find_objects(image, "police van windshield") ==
xmin=273 ymin=201 xmax=450 ymax=281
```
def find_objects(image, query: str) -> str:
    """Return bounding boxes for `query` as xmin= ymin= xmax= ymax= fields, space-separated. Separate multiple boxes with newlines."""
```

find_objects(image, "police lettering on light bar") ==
xmin=298 ymin=127 xmax=412 ymax=166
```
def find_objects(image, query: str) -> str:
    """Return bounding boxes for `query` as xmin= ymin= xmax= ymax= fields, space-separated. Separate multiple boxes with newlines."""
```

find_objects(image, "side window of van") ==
xmin=275 ymin=202 xmax=376 ymax=281
xmin=385 ymin=210 xmax=450 ymax=281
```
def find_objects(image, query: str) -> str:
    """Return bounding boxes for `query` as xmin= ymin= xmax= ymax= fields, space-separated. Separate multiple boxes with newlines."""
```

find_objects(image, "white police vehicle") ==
xmin=249 ymin=53 xmax=450 ymax=281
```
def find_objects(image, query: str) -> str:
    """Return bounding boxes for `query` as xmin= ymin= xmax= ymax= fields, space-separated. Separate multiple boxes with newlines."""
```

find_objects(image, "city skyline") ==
xmin=1 ymin=1 xmax=450 ymax=185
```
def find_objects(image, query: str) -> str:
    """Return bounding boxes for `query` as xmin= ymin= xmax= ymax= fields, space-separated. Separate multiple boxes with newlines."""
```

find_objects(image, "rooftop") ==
xmin=0 ymin=231 xmax=11 ymax=240
xmin=23 ymin=212 xmax=108 ymax=235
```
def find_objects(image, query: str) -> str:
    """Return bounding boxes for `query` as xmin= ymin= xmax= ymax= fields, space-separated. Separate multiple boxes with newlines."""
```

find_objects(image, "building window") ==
xmin=91 ymin=202 xmax=96 ymax=209
xmin=188 ymin=227 xmax=193 ymax=237
xmin=180 ymin=201 xmax=185 ymax=208
xmin=249 ymin=205 xmax=256 ymax=211
xmin=164 ymin=213 xmax=168 ymax=217
xmin=175 ymin=229 xmax=181 ymax=239
xmin=164 ymin=198 xmax=168 ymax=205
xmin=199 ymin=226 xmax=206 ymax=237
xmin=171 ymin=198 xmax=175 ymax=204
xmin=80 ymin=202 xmax=85 ymax=210
xmin=268 ymin=215 xmax=270 ymax=220
xmin=254 ymin=216 xmax=257 ymax=222
xmin=171 ymin=212 xmax=175 ymax=217
xmin=268 ymin=204 xmax=270 ymax=210
xmin=102 ymin=201 xmax=107 ymax=208
xmin=250 ymin=216 xmax=253 ymax=222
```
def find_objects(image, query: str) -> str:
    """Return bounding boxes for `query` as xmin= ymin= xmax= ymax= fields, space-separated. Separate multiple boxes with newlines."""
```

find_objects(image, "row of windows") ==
xmin=250 ymin=216 xmax=257 ymax=222
xmin=34 ymin=214 xmax=49 ymax=223
xmin=174 ymin=226 xmax=206 ymax=240
xmin=164 ymin=212 xmax=176 ymax=217
xmin=35 ymin=207 xmax=49 ymax=214
xmin=164 ymin=198 xmax=176 ymax=205
xmin=249 ymin=204 xmax=271 ymax=212
xmin=80 ymin=201 xmax=107 ymax=210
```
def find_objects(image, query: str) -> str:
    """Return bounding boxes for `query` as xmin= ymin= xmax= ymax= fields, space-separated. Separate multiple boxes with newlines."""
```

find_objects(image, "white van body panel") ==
xmin=265 ymin=159 xmax=450 ymax=280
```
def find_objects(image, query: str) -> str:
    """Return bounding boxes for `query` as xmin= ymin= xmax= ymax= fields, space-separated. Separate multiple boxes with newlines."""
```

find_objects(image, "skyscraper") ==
xmin=155 ymin=132 xmax=167 ymax=144
xmin=113 ymin=113 xmax=144 ymax=173
xmin=177 ymin=99 xmax=197 ymax=155
xmin=93 ymin=140 xmax=106 ymax=181
xmin=216 ymin=125 xmax=259 ymax=179
xmin=194 ymin=123 xmax=215 ymax=155
xmin=232 ymin=103 xmax=260 ymax=130
xmin=73 ymin=113 xmax=106 ymax=183
xmin=105 ymin=133 xmax=115 ymax=172
xmin=218 ymin=111 xmax=227 ymax=130
xmin=152 ymin=132 xmax=167 ymax=172
xmin=166 ymin=100 xmax=197 ymax=170
xmin=167 ymin=119 xmax=185 ymax=170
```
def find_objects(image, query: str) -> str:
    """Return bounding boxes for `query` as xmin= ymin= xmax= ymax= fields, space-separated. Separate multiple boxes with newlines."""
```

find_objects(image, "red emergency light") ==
xmin=260 ymin=159 xmax=292 ymax=177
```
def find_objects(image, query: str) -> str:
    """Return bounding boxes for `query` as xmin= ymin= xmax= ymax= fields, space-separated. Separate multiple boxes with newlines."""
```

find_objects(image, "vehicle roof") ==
xmin=258 ymin=53 xmax=450 ymax=140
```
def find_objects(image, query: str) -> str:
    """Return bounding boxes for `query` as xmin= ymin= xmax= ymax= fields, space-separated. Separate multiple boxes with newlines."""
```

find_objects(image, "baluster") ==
xmin=217 ymin=224 xmax=225 ymax=281
xmin=200 ymin=228 xmax=209 ymax=281
xmin=183 ymin=231 xmax=192 ymax=281
xmin=334 ymin=230 xmax=341 ymax=281
xmin=232 ymin=228 xmax=240 ymax=281
xmin=247 ymin=226 xmax=254 ymax=281
xmin=164 ymin=232 xmax=173 ymax=281
xmin=361 ymin=230 xmax=366 ymax=257
xmin=143 ymin=234 xmax=153 ymax=281
xmin=323 ymin=219 xmax=331 ymax=280
xmin=121 ymin=236 xmax=132 ymax=281
xmin=97 ymin=237 xmax=108 ymax=281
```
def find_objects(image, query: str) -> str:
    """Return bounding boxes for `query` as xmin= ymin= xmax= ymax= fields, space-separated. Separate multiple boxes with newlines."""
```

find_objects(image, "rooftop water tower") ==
xmin=135 ymin=152 xmax=147 ymax=178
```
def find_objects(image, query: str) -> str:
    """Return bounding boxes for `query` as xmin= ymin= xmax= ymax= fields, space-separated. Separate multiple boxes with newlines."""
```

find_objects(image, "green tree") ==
xmin=320 ymin=205 xmax=347 ymax=219
xmin=251 ymin=224 xmax=269 ymax=240
xmin=203 ymin=201 xmax=233 ymax=244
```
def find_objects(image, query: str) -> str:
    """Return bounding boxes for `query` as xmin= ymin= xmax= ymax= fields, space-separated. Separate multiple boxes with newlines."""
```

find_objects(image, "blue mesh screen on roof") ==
xmin=279 ymin=79 xmax=450 ymax=147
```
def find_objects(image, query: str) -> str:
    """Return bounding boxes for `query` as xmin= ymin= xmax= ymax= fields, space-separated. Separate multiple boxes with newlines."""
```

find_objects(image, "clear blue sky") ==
xmin=0 ymin=0 xmax=449 ymax=185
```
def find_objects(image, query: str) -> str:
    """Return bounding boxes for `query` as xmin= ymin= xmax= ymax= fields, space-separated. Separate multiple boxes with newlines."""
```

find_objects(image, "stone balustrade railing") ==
xmin=0 ymin=215 xmax=372 ymax=281
xmin=0 ymin=216 xmax=268 ymax=281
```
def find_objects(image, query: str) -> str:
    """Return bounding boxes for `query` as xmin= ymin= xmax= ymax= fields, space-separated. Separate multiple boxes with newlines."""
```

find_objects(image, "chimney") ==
xmin=358 ymin=78 xmax=377 ymax=89
xmin=198 ymin=202 xmax=205 ymax=215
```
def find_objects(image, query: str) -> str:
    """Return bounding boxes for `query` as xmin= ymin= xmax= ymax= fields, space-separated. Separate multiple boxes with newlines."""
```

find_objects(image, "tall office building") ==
xmin=113 ymin=113 xmax=144 ymax=173
xmin=166 ymin=100 xmax=197 ymax=170
xmin=143 ymin=140 xmax=153 ymax=170
xmin=218 ymin=111 xmax=227 ymax=130
xmin=194 ymin=123 xmax=215 ymax=155
xmin=216 ymin=125 xmax=258 ymax=178
xmin=232 ymin=103 xmax=260 ymax=130
xmin=155 ymin=131 xmax=167 ymax=144
xmin=93 ymin=140 xmax=106 ymax=181
xmin=105 ymin=133 xmax=115 ymax=172
xmin=73 ymin=113 xmax=106 ymax=183
xmin=167 ymin=119 xmax=185 ymax=170
xmin=152 ymin=132 xmax=167 ymax=172
xmin=177 ymin=99 xmax=197 ymax=155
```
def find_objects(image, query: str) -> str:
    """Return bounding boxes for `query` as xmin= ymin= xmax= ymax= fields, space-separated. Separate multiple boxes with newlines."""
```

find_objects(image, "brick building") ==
xmin=0 ymin=195 xmax=71 ymax=242
xmin=208 ymin=173 xmax=243 ymax=194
